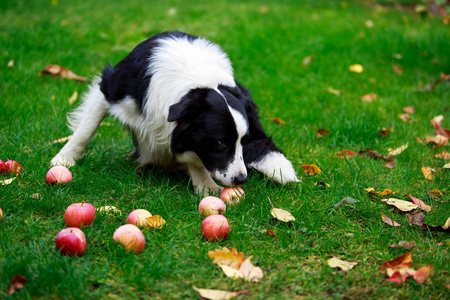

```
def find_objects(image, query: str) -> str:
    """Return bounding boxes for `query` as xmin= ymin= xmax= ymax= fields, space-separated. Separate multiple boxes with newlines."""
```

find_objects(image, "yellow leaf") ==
xmin=270 ymin=208 xmax=295 ymax=222
xmin=208 ymin=247 xmax=246 ymax=269
xmin=218 ymin=264 xmax=240 ymax=279
xmin=382 ymin=198 xmax=418 ymax=212
xmin=52 ymin=135 xmax=72 ymax=144
xmin=349 ymin=64 xmax=364 ymax=73
xmin=443 ymin=217 xmax=450 ymax=230
xmin=327 ymin=256 xmax=358 ymax=271
xmin=302 ymin=164 xmax=322 ymax=175
xmin=270 ymin=117 xmax=285 ymax=125
xmin=443 ymin=163 xmax=450 ymax=169
xmin=327 ymin=87 xmax=342 ymax=95
xmin=145 ymin=215 xmax=166 ymax=229
xmin=68 ymin=90 xmax=78 ymax=105
xmin=192 ymin=286 xmax=247 ymax=300
xmin=1 ymin=177 xmax=17 ymax=186
xmin=365 ymin=187 xmax=376 ymax=193
xmin=238 ymin=257 xmax=264 ymax=282
xmin=388 ymin=143 xmax=408 ymax=156
xmin=421 ymin=167 xmax=434 ymax=180
xmin=379 ymin=189 xmax=393 ymax=196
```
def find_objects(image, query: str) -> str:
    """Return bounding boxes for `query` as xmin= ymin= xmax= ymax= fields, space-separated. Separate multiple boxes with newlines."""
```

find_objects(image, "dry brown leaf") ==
xmin=380 ymin=252 xmax=412 ymax=270
xmin=334 ymin=149 xmax=356 ymax=159
xmin=382 ymin=198 xmax=418 ymax=212
xmin=406 ymin=194 xmax=431 ymax=212
xmin=424 ymin=135 xmax=449 ymax=146
xmin=432 ymin=122 xmax=450 ymax=138
xmin=238 ymin=257 xmax=264 ymax=282
xmin=302 ymin=164 xmax=322 ymax=175
xmin=421 ymin=167 xmax=435 ymax=180
xmin=399 ymin=113 xmax=411 ymax=122
xmin=388 ymin=143 xmax=408 ymax=156
xmin=378 ymin=127 xmax=391 ymax=137
xmin=349 ymin=64 xmax=363 ymax=73
xmin=39 ymin=64 xmax=88 ymax=82
xmin=270 ymin=208 xmax=295 ymax=222
xmin=317 ymin=129 xmax=331 ymax=138
xmin=393 ymin=64 xmax=403 ymax=75
xmin=208 ymin=247 xmax=246 ymax=269
xmin=405 ymin=210 xmax=425 ymax=227
xmin=7 ymin=60 xmax=14 ymax=68
xmin=7 ymin=275 xmax=27 ymax=295
xmin=68 ymin=90 xmax=78 ymax=105
xmin=357 ymin=149 xmax=394 ymax=162
xmin=402 ymin=106 xmax=415 ymax=114
xmin=327 ymin=256 xmax=358 ymax=271
xmin=192 ymin=286 xmax=247 ymax=300
xmin=270 ymin=117 xmax=285 ymax=125
xmin=389 ymin=241 xmax=415 ymax=250
xmin=145 ymin=215 xmax=166 ymax=229
xmin=302 ymin=54 xmax=315 ymax=66
xmin=361 ymin=93 xmax=377 ymax=102
xmin=431 ymin=115 xmax=444 ymax=126
xmin=385 ymin=161 xmax=396 ymax=169
xmin=435 ymin=151 xmax=450 ymax=159
xmin=381 ymin=212 xmax=401 ymax=227
xmin=413 ymin=263 xmax=433 ymax=284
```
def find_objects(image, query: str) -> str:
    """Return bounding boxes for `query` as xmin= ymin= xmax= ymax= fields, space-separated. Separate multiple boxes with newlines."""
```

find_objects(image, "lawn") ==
xmin=1 ymin=0 xmax=449 ymax=299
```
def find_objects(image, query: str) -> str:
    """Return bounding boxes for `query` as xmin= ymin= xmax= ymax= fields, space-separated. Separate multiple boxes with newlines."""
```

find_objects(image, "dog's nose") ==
xmin=232 ymin=173 xmax=247 ymax=186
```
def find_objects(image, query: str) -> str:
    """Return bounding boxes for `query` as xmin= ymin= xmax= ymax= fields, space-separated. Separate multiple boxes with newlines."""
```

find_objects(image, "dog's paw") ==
xmin=248 ymin=151 xmax=299 ymax=184
xmin=195 ymin=182 xmax=223 ymax=197
xmin=51 ymin=153 xmax=76 ymax=167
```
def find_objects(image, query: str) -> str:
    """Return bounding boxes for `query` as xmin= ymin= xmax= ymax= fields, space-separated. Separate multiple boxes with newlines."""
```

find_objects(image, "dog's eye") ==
xmin=217 ymin=139 xmax=227 ymax=146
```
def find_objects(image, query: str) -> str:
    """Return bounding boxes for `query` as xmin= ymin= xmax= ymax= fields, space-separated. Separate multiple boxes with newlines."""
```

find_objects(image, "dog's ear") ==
xmin=168 ymin=88 xmax=210 ymax=122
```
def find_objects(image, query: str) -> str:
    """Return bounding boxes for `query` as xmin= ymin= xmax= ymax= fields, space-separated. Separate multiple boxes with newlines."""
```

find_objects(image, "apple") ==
xmin=113 ymin=224 xmax=145 ymax=254
xmin=55 ymin=227 xmax=86 ymax=256
xmin=4 ymin=160 xmax=22 ymax=176
xmin=64 ymin=202 xmax=96 ymax=228
xmin=201 ymin=215 xmax=230 ymax=242
xmin=126 ymin=209 xmax=152 ymax=228
xmin=46 ymin=166 xmax=72 ymax=185
xmin=0 ymin=159 xmax=5 ymax=175
xmin=198 ymin=196 xmax=226 ymax=217
xmin=220 ymin=187 xmax=245 ymax=204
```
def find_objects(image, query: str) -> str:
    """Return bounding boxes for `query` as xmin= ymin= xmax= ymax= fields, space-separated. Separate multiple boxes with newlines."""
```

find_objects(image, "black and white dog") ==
xmin=51 ymin=31 xmax=298 ymax=194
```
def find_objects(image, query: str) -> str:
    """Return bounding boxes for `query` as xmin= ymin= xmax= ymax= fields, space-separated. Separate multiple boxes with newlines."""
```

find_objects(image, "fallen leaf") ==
xmin=361 ymin=93 xmax=377 ymax=102
xmin=405 ymin=210 xmax=425 ymax=227
xmin=380 ymin=252 xmax=412 ymax=270
xmin=413 ymin=263 xmax=433 ymax=284
xmin=381 ymin=212 xmax=401 ymax=227
xmin=317 ymin=129 xmax=331 ymax=138
xmin=443 ymin=217 xmax=450 ymax=230
xmin=365 ymin=187 xmax=377 ymax=193
xmin=421 ymin=167 xmax=434 ymax=180
xmin=379 ymin=189 xmax=393 ymax=196
xmin=7 ymin=275 xmax=27 ymax=295
xmin=218 ymin=264 xmax=240 ymax=279
xmin=349 ymin=64 xmax=363 ymax=73
xmin=382 ymin=198 xmax=418 ymax=212
xmin=424 ymin=135 xmax=449 ymax=146
xmin=365 ymin=19 xmax=374 ymax=28
xmin=39 ymin=64 xmax=88 ymax=82
xmin=429 ymin=189 xmax=442 ymax=197
xmin=406 ymin=194 xmax=431 ymax=212
xmin=266 ymin=229 xmax=276 ymax=237
xmin=402 ymin=106 xmax=415 ymax=114
xmin=302 ymin=164 xmax=322 ymax=175
xmin=378 ymin=127 xmax=391 ymax=137
xmin=270 ymin=208 xmax=295 ymax=222
xmin=145 ymin=215 xmax=166 ymax=229
xmin=393 ymin=64 xmax=403 ymax=75
xmin=1 ymin=177 xmax=17 ymax=186
xmin=314 ymin=181 xmax=331 ymax=188
xmin=386 ymin=269 xmax=412 ymax=283
xmin=334 ymin=197 xmax=360 ymax=208
xmin=238 ymin=257 xmax=264 ymax=282
xmin=68 ymin=90 xmax=78 ymax=105
xmin=192 ymin=286 xmax=247 ymax=300
xmin=302 ymin=54 xmax=315 ymax=66
xmin=208 ymin=247 xmax=246 ymax=269
xmin=52 ymin=135 xmax=72 ymax=144
xmin=399 ymin=113 xmax=411 ymax=122
xmin=327 ymin=87 xmax=342 ymax=95
xmin=327 ymin=256 xmax=358 ymax=271
xmin=388 ymin=143 xmax=408 ymax=156
xmin=431 ymin=115 xmax=444 ymax=127
xmin=385 ymin=161 xmax=396 ymax=169
xmin=270 ymin=117 xmax=285 ymax=125
xmin=389 ymin=241 xmax=415 ymax=250
xmin=358 ymin=149 xmax=394 ymax=162
xmin=334 ymin=149 xmax=356 ymax=159
xmin=443 ymin=163 xmax=450 ymax=169
xmin=435 ymin=151 xmax=450 ymax=159
xmin=7 ymin=60 xmax=14 ymax=68
xmin=432 ymin=122 xmax=450 ymax=138
xmin=418 ymin=74 xmax=450 ymax=92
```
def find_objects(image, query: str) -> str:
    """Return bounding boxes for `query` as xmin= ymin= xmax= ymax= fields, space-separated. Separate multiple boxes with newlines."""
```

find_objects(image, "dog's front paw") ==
xmin=195 ymin=183 xmax=223 ymax=197
xmin=249 ymin=151 xmax=299 ymax=184
xmin=51 ymin=153 xmax=76 ymax=167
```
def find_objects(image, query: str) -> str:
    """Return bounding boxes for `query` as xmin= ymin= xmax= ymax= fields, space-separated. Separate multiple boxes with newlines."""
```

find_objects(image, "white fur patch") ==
xmin=248 ymin=151 xmax=299 ymax=184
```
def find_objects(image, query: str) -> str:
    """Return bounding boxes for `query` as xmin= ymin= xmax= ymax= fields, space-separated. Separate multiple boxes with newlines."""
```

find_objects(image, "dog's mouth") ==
xmin=211 ymin=170 xmax=248 ymax=187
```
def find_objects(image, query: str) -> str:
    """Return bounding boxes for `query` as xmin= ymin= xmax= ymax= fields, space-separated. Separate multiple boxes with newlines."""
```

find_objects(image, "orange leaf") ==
xmin=270 ymin=117 xmax=285 ymax=125
xmin=421 ymin=167 xmax=434 ymax=180
xmin=334 ymin=149 xmax=356 ymax=159
xmin=380 ymin=252 xmax=412 ymax=270
xmin=378 ymin=127 xmax=391 ymax=137
xmin=208 ymin=247 xmax=247 ymax=269
xmin=39 ymin=64 xmax=88 ymax=82
xmin=381 ymin=212 xmax=401 ymax=227
xmin=361 ymin=93 xmax=377 ymax=102
xmin=379 ymin=189 xmax=393 ymax=196
xmin=145 ymin=215 xmax=166 ymax=229
xmin=402 ymin=106 xmax=415 ymax=114
xmin=413 ymin=263 xmax=433 ymax=284
xmin=7 ymin=275 xmax=27 ymax=295
xmin=302 ymin=164 xmax=322 ymax=175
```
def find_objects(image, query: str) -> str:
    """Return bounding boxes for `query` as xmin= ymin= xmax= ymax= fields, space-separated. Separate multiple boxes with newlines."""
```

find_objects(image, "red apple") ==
xmin=4 ymin=160 xmax=22 ymax=176
xmin=46 ymin=166 xmax=72 ymax=185
xmin=0 ymin=159 xmax=5 ymax=175
xmin=198 ymin=196 xmax=226 ymax=217
xmin=201 ymin=215 xmax=230 ymax=242
xmin=113 ymin=224 xmax=145 ymax=254
xmin=55 ymin=227 xmax=86 ymax=256
xmin=126 ymin=209 xmax=152 ymax=228
xmin=220 ymin=187 xmax=245 ymax=204
xmin=64 ymin=202 xmax=96 ymax=228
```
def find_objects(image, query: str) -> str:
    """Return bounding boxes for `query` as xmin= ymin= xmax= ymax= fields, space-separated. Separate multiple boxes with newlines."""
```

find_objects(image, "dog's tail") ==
xmin=67 ymin=76 xmax=109 ymax=132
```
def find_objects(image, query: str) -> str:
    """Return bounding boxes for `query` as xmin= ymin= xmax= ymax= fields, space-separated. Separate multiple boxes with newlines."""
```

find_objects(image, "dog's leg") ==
xmin=187 ymin=165 xmax=222 ymax=196
xmin=51 ymin=80 xmax=109 ymax=166
xmin=247 ymin=149 xmax=299 ymax=184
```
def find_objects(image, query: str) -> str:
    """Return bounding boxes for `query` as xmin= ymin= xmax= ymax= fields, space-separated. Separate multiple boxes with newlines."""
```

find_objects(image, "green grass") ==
xmin=1 ymin=0 xmax=449 ymax=299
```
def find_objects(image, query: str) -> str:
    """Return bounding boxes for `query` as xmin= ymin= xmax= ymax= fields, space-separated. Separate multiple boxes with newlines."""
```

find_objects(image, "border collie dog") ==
xmin=51 ymin=31 xmax=299 ymax=194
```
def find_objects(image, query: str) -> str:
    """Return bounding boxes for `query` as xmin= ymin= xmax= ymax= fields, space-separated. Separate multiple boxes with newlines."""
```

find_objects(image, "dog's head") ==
xmin=168 ymin=85 xmax=248 ymax=186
